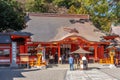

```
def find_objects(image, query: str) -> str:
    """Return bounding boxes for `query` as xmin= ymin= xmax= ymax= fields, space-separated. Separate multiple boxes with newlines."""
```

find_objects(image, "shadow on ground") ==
xmin=0 ymin=66 xmax=41 ymax=80
xmin=46 ymin=64 xmax=58 ymax=68
xmin=74 ymin=67 xmax=100 ymax=71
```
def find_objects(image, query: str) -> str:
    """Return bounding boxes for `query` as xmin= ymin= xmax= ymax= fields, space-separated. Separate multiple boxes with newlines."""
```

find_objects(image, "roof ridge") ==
xmin=28 ymin=13 xmax=89 ymax=19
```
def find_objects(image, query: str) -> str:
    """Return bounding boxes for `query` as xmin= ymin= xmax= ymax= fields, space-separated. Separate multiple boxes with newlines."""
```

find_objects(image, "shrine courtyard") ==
xmin=0 ymin=63 xmax=120 ymax=80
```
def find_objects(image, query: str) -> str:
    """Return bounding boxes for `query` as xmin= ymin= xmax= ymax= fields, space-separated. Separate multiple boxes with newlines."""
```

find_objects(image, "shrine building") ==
xmin=0 ymin=13 xmax=110 ymax=65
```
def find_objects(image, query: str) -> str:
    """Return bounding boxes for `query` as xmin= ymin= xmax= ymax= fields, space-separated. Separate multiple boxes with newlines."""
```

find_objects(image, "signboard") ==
xmin=10 ymin=42 xmax=18 ymax=67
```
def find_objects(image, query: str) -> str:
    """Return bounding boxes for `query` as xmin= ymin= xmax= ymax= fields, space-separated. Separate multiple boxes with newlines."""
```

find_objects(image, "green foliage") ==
xmin=68 ymin=5 xmax=77 ymax=14
xmin=25 ymin=0 xmax=48 ymax=12
xmin=68 ymin=0 xmax=119 ymax=32
xmin=25 ymin=0 xmax=35 ymax=12
xmin=86 ymin=0 xmax=111 ymax=31
xmin=68 ymin=0 xmax=88 ymax=14
xmin=33 ymin=0 xmax=46 ymax=12
xmin=113 ymin=1 xmax=120 ymax=25
xmin=0 ymin=0 xmax=26 ymax=32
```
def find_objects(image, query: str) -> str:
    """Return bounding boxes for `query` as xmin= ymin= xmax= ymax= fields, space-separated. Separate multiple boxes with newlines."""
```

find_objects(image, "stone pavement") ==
xmin=65 ymin=69 xmax=118 ymax=80
xmin=65 ymin=63 xmax=120 ymax=80
xmin=46 ymin=63 xmax=119 ymax=80
xmin=1 ymin=63 xmax=120 ymax=80
xmin=100 ymin=68 xmax=120 ymax=80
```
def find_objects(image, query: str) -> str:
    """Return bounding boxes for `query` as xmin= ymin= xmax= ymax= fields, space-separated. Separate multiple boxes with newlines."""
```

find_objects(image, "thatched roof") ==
xmin=111 ymin=26 xmax=120 ymax=36
xmin=22 ymin=13 xmax=105 ymax=42
xmin=51 ymin=23 xmax=105 ymax=42
xmin=110 ymin=26 xmax=120 ymax=43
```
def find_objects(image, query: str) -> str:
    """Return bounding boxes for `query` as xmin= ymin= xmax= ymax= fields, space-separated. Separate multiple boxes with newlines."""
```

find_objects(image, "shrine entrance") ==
xmin=55 ymin=35 xmax=106 ymax=63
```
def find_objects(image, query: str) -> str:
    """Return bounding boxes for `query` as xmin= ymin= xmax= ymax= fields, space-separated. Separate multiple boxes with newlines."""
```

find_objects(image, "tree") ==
xmin=68 ymin=5 xmax=77 ymax=14
xmin=68 ymin=0 xmax=89 ymax=14
xmin=81 ymin=0 xmax=116 ymax=32
xmin=33 ymin=0 xmax=46 ymax=12
xmin=0 ymin=0 xmax=26 ymax=32
xmin=109 ymin=0 xmax=120 ymax=25
xmin=68 ymin=0 xmax=119 ymax=32
xmin=88 ymin=0 xmax=111 ymax=31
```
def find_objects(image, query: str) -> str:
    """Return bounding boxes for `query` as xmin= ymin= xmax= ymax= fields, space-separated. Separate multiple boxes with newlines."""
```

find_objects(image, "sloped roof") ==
xmin=0 ymin=34 xmax=11 ymax=44
xmin=22 ymin=13 xmax=105 ymax=42
xmin=9 ymin=31 xmax=32 ymax=36
xmin=71 ymin=47 xmax=91 ymax=54
xmin=111 ymin=26 xmax=120 ymax=36
xmin=51 ymin=23 xmax=105 ymax=42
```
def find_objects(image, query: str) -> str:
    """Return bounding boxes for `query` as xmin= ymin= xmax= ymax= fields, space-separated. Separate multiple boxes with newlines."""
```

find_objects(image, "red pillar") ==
xmin=97 ymin=47 xmax=100 ymax=59
xmin=25 ymin=44 xmax=28 ymax=53
xmin=58 ymin=44 xmax=61 ymax=63
xmin=94 ymin=45 xmax=98 ymax=61
xmin=71 ymin=44 xmax=77 ymax=52
xmin=19 ymin=45 xmax=25 ymax=53
xmin=100 ymin=46 xmax=104 ymax=59
xmin=24 ymin=39 xmax=28 ymax=53
xmin=97 ymin=46 xmax=104 ymax=59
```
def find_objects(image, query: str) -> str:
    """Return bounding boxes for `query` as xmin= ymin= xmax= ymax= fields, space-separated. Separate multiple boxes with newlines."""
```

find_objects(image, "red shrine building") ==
xmin=0 ymin=13 xmax=110 ymax=65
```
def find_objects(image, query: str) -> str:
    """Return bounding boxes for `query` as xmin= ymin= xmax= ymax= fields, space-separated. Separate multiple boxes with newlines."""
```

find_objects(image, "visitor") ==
xmin=81 ymin=55 xmax=88 ymax=70
xmin=45 ymin=53 xmax=49 ymax=64
xmin=49 ymin=54 xmax=54 ymax=64
xmin=54 ymin=52 xmax=58 ymax=64
xmin=59 ymin=56 xmax=62 ymax=64
xmin=62 ymin=54 xmax=65 ymax=64
xmin=69 ymin=54 xmax=74 ymax=71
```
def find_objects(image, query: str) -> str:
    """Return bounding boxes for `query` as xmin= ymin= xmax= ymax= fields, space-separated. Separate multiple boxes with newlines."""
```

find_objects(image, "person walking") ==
xmin=69 ymin=54 xmax=74 ymax=71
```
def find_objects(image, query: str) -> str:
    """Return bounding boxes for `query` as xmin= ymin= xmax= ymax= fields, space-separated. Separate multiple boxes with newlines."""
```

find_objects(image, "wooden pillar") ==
xmin=58 ymin=44 xmax=61 ymax=63
xmin=19 ymin=45 xmax=25 ymax=53
xmin=25 ymin=44 xmax=28 ymax=53
xmin=100 ymin=46 xmax=104 ymax=59
xmin=24 ymin=38 xmax=29 ymax=53
xmin=94 ymin=45 xmax=98 ymax=61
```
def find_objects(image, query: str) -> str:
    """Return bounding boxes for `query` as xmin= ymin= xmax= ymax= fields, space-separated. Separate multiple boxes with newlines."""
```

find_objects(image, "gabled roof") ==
xmin=22 ymin=13 xmax=105 ymax=42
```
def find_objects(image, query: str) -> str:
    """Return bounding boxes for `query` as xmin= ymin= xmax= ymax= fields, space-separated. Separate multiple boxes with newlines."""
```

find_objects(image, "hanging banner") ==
xmin=42 ymin=47 xmax=46 ymax=62
xmin=10 ymin=42 xmax=18 ymax=67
